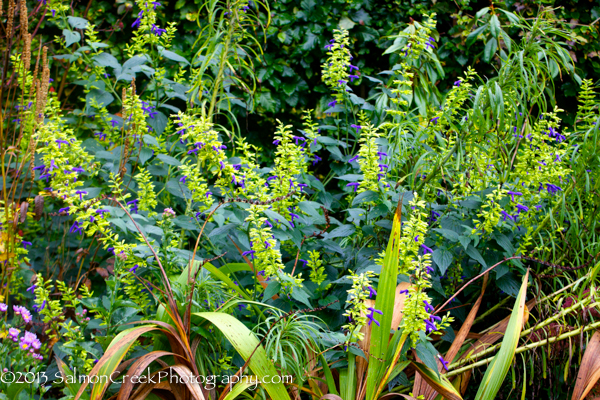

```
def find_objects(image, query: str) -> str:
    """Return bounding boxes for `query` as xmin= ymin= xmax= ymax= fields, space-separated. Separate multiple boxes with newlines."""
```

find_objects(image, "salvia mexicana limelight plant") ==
xmin=2 ymin=1 xmax=600 ymax=400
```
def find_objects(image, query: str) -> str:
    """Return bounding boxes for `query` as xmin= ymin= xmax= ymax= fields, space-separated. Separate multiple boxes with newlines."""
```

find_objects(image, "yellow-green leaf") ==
xmin=193 ymin=312 xmax=291 ymax=400
xmin=474 ymin=270 xmax=529 ymax=400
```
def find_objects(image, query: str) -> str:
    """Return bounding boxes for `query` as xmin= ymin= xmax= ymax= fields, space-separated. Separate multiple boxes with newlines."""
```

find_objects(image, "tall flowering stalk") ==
xmin=321 ymin=28 xmax=355 ymax=106
xmin=353 ymin=112 xmax=389 ymax=194
xmin=342 ymin=271 xmax=378 ymax=346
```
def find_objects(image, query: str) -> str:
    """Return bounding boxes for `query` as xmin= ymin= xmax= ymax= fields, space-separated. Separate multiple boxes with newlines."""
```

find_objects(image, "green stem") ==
xmin=446 ymin=320 xmax=600 ymax=378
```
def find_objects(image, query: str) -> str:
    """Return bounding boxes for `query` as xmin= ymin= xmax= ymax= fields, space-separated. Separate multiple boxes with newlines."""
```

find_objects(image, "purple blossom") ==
xmin=151 ymin=24 xmax=167 ymax=36
xmin=349 ymin=64 xmax=359 ymax=72
xmin=350 ymin=124 xmax=361 ymax=134
xmin=346 ymin=182 xmax=360 ymax=192
xmin=22 ymin=241 xmax=32 ymax=249
xmin=430 ymin=117 xmax=439 ymax=125
xmin=70 ymin=221 xmax=83 ymax=235
xmin=454 ymin=80 xmax=462 ymax=87
xmin=313 ymin=155 xmax=322 ymax=165
xmin=546 ymin=183 xmax=562 ymax=194
xmin=0 ymin=303 xmax=7 ymax=312
xmin=75 ymin=190 xmax=88 ymax=201
xmin=368 ymin=286 xmax=377 ymax=298
xmin=515 ymin=204 xmax=529 ymax=213
xmin=132 ymin=11 xmax=143 ymax=28
xmin=180 ymin=176 xmax=187 ymax=183
xmin=423 ymin=300 xmax=434 ymax=313
xmin=507 ymin=190 xmax=522 ymax=202
xmin=366 ymin=307 xmax=383 ymax=326
xmin=500 ymin=210 xmax=514 ymax=222
xmin=377 ymin=151 xmax=388 ymax=160
xmin=425 ymin=318 xmax=437 ymax=333
xmin=14 ymin=305 xmax=32 ymax=323
xmin=9 ymin=327 xmax=20 ymax=341
xmin=421 ymin=244 xmax=433 ymax=254
xmin=327 ymin=100 xmax=337 ymax=108
xmin=33 ymin=300 xmax=46 ymax=313
xmin=438 ymin=355 xmax=449 ymax=371
xmin=348 ymin=155 xmax=359 ymax=163
xmin=55 ymin=139 xmax=70 ymax=148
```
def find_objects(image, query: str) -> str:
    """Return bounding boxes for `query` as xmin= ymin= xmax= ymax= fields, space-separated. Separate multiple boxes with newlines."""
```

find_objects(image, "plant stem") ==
xmin=446 ymin=320 xmax=600 ymax=377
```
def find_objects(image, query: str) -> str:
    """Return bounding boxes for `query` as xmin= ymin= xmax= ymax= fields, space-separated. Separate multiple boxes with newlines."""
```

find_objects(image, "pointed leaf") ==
xmin=193 ymin=312 xmax=292 ymax=400
xmin=473 ymin=271 xmax=529 ymax=400
xmin=411 ymin=361 xmax=463 ymax=400
xmin=571 ymin=331 xmax=600 ymax=400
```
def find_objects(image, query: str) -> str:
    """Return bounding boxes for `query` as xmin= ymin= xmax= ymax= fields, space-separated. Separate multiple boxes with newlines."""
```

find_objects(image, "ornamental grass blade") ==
xmin=410 ymin=361 xmax=463 ymax=400
xmin=454 ymin=298 xmax=536 ymax=395
xmin=116 ymin=351 xmax=176 ymax=400
xmin=56 ymin=357 xmax=89 ymax=400
xmin=170 ymin=364 xmax=206 ymax=400
xmin=193 ymin=312 xmax=292 ymax=400
xmin=571 ymin=331 xmax=600 ymax=400
xmin=74 ymin=325 xmax=160 ymax=400
xmin=365 ymin=198 xmax=403 ymax=400
xmin=222 ymin=376 xmax=260 ymax=400
xmin=473 ymin=270 xmax=529 ymax=400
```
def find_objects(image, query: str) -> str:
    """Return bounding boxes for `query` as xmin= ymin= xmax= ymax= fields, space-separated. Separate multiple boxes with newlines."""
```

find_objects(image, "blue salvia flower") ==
xmin=546 ymin=183 xmax=562 ymax=194
xmin=368 ymin=286 xmax=377 ymax=298
xmin=180 ymin=176 xmax=187 ymax=183
xmin=75 ymin=190 xmax=87 ymax=200
xmin=423 ymin=300 xmax=434 ymax=313
xmin=501 ymin=210 xmax=514 ymax=221
xmin=346 ymin=182 xmax=360 ymax=192
xmin=132 ymin=11 xmax=143 ymax=28
xmin=348 ymin=155 xmax=359 ymax=163
xmin=377 ymin=151 xmax=388 ymax=161
xmin=151 ymin=24 xmax=167 ymax=36
xmin=430 ymin=117 xmax=439 ymax=125
xmin=55 ymin=139 xmax=70 ymax=148
xmin=516 ymin=204 xmax=529 ymax=213
xmin=421 ymin=244 xmax=433 ymax=254
xmin=242 ymin=250 xmax=255 ymax=259
xmin=438 ymin=355 xmax=449 ymax=371
xmin=70 ymin=222 xmax=83 ymax=235
xmin=507 ymin=190 xmax=522 ymax=202
xmin=350 ymin=124 xmax=361 ymax=133
xmin=366 ymin=307 xmax=383 ymax=326
xmin=313 ymin=155 xmax=322 ymax=165
xmin=454 ymin=80 xmax=462 ymax=87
